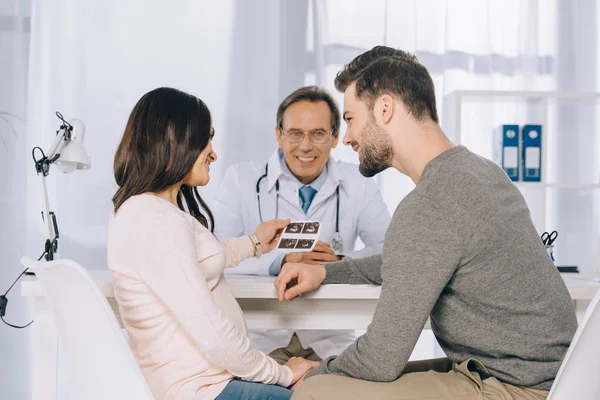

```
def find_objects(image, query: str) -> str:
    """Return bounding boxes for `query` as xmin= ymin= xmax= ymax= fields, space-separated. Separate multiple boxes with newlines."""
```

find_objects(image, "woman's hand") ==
xmin=290 ymin=364 xmax=319 ymax=391
xmin=284 ymin=357 xmax=320 ymax=386
xmin=253 ymin=219 xmax=290 ymax=253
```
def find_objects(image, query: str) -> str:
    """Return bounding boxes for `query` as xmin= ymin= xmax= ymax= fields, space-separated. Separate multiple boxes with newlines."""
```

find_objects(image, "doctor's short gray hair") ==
xmin=276 ymin=86 xmax=341 ymax=134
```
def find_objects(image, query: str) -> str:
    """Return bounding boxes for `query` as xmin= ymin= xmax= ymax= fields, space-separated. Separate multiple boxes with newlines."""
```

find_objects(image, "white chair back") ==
xmin=21 ymin=257 xmax=154 ymax=400
xmin=548 ymin=288 xmax=600 ymax=399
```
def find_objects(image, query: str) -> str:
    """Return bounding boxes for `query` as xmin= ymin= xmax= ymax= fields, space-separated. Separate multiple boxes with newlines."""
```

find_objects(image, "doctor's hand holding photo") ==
xmin=283 ymin=240 xmax=340 ymax=265
xmin=274 ymin=262 xmax=326 ymax=301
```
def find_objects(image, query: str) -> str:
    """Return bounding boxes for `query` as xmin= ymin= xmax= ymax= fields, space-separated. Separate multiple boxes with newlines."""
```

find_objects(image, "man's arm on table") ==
xmin=305 ymin=196 xmax=461 ymax=381
xmin=322 ymin=254 xmax=383 ymax=285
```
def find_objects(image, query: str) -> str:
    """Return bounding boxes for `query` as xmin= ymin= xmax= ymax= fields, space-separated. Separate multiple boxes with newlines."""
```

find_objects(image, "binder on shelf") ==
xmin=522 ymin=124 xmax=542 ymax=182
xmin=494 ymin=124 xmax=520 ymax=181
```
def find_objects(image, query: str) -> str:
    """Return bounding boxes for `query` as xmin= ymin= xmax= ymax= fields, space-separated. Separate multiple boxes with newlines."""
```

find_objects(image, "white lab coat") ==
xmin=211 ymin=149 xmax=391 ymax=358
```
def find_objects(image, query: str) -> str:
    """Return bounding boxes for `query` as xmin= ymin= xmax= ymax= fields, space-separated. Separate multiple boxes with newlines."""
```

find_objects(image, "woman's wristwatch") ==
xmin=248 ymin=234 xmax=262 ymax=258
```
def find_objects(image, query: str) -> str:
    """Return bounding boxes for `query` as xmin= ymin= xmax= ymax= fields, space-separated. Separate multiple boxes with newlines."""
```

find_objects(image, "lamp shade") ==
xmin=55 ymin=119 xmax=91 ymax=173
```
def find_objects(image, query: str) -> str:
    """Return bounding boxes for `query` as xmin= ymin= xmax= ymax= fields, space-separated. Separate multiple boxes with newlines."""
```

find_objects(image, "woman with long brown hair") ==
xmin=108 ymin=87 xmax=318 ymax=400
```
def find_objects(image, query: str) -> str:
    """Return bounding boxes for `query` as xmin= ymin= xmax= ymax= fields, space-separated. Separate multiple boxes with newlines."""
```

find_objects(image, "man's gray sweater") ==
xmin=306 ymin=145 xmax=577 ymax=390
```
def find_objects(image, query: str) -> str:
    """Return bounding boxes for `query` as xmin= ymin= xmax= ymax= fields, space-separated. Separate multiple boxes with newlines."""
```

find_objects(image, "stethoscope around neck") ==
xmin=255 ymin=164 xmax=343 ymax=253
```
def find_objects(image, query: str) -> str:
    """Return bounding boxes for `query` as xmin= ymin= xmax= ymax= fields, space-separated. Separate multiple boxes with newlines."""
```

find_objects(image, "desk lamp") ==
xmin=0 ymin=112 xmax=91 ymax=329
xmin=31 ymin=111 xmax=91 ymax=261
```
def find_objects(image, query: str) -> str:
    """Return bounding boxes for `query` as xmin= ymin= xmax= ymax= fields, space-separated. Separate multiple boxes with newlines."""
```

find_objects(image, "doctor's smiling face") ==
xmin=275 ymin=86 xmax=341 ymax=185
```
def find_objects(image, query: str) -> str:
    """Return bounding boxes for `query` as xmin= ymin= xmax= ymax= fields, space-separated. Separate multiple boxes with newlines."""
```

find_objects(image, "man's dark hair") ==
xmin=334 ymin=46 xmax=439 ymax=123
xmin=276 ymin=86 xmax=341 ymax=133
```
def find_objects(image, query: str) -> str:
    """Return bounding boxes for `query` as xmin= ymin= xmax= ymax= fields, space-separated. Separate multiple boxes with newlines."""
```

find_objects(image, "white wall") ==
xmin=0 ymin=1 xmax=32 ymax=398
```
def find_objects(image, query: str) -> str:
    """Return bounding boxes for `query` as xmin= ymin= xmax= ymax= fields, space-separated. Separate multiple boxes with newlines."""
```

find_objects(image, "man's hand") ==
xmin=283 ymin=241 xmax=341 ymax=265
xmin=275 ymin=263 xmax=326 ymax=301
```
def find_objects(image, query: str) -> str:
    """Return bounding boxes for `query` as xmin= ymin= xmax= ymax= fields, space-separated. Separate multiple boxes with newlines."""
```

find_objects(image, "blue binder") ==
xmin=522 ymin=125 xmax=542 ymax=182
xmin=497 ymin=125 xmax=520 ymax=181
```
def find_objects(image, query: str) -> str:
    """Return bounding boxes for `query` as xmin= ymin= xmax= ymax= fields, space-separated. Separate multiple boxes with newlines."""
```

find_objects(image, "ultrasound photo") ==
xmin=285 ymin=223 xmax=304 ymax=234
xmin=295 ymin=239 xmax=315 ymax=249
xmin=301 ymin=222 xmax=319 ymax=234
xmin=278 ymin=238 xmax=298 ymax=249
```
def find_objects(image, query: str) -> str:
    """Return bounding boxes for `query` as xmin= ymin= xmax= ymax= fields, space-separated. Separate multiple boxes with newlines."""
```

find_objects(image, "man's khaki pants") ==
xmin=269 ymin=333 xmax=322 ymax=364
xmin=292 ymin=358 xmax=549 ymax=400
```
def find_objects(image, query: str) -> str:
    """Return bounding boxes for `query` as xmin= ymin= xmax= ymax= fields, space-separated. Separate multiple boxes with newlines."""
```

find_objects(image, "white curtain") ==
xmin=0 ymin=1 xmax=32 ymax=398
xmin=313 ymin=0 xmax=600 ymax=273
xmin=25 ymin=0 xmax=282 ymax=271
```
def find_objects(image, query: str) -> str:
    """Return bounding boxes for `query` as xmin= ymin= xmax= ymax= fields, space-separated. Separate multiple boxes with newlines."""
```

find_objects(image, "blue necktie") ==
xmin=299 ymin=185 xmax=317 ymax=214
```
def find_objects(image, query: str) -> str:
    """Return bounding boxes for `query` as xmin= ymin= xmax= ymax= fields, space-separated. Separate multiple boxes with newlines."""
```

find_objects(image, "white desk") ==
xmin=21 ymin=272 xmax=600 ymax=400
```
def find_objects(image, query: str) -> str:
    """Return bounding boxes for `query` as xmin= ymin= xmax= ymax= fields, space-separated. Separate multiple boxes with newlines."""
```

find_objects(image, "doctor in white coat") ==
xmin=211 ymin=86 xmax=391 ymax=363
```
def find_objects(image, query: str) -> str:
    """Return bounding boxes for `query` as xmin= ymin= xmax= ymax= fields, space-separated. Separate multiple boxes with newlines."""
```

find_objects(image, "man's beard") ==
xmin=358 ymin=116 xmax=393 ymax=178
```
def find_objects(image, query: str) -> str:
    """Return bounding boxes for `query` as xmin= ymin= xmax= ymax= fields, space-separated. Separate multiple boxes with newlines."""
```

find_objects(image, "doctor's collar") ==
xmin=264 ymin=149 xmax=284 ymax=192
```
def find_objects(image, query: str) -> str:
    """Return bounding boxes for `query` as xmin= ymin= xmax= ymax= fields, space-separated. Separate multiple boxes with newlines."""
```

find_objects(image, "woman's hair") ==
xmin=112 ymin=87 xmax=214 ymax=231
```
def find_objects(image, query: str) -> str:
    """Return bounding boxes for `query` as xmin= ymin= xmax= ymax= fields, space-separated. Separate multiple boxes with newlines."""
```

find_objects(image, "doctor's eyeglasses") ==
xmin=279 ymin=127 xmax=334 ymax=144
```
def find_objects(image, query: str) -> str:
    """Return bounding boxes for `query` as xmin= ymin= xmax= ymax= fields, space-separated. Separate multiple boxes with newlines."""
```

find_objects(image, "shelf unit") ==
xmin=444 ymin=90 xmax=600 ymax=271
xmin=445 ymin=90 xmax=600 ymax=184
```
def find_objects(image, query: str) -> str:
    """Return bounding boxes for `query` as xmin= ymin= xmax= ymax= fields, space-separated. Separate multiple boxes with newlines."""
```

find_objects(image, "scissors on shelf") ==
xmin=541 ymin=230 xmax=558 ymax=246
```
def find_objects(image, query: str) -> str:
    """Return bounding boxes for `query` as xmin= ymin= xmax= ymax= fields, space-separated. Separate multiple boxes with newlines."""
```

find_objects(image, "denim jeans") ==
xmin=215 ymin=379 xmax=292 ymax=400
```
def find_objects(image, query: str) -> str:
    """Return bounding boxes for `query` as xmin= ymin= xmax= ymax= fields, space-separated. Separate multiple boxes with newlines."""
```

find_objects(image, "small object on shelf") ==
xmin=541 ymin=230 xmax=558 ymax=246
xmin=541 ymin=230 xmax=558 ymax=262
xmin=494 ymin=124 xmax=520 ymax=181
xmin=545 ymin=245 xmax=556 ymax=262
xmin=522 ymin=125 xmax=542 ymax=182
xmin=557 ymin=266 xmax=579 ymax=273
